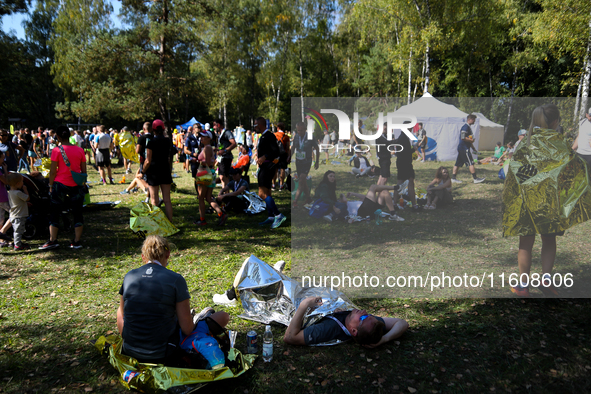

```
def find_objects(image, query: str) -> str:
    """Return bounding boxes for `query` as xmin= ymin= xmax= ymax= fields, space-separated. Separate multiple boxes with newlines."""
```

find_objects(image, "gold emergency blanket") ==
xmin=502 ymin=128 xmax=591 ymax=236
xmin=38 ymin=157 xmax=52 ymax=177
xmin=119 ymin=132 xmax=139 ymax=162
xmin=130 ymin=202 xmax=179 ymax=237
xmin=94 ymin=335 xmax=256 ymax=393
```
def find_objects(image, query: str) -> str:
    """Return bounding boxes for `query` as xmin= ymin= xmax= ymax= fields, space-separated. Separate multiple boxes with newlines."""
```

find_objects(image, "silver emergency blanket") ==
xmin=235 ymin=255 xmax=359 ymax=346
xmin=243 ymin=191 xmax=266 ymax=215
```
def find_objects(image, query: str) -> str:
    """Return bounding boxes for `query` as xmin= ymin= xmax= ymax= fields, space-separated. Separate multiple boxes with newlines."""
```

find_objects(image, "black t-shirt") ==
xmin=375 ymin=134 xmax=392 ymax=160
xmin=146 ymin=135 xmax=172 ymax=174
xmin=303 ymin=311 xmax=386 ymax=346
xmin=257 ymin=130 xmax=280 ymax=164
xmin=218 ymin=129 xmax=235 ymax=159
xmin=228 ymin=178 xmax=249 ymax=193
xmin=137 ymin=132 xmax=153 ymax=164
xmin=293 ymin=133 xmax=318 ymax=164
xmin=396 ymin=132 xmax=413 ymax=162
xmin=119 ymin=264 xmax=190 ymax=360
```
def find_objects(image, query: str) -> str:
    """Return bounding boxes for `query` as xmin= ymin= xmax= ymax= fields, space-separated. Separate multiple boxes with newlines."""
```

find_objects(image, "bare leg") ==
xmin=452 ymin=165 xmax=459 ymax=177
xmin=207 ymin=188 xmax=223 ymax=215
xmin=518 ymin=235 xmax=535 ymax=281
xmin=74 ymin=225 xmax=83 ymax=243
xmin=198 ymin=184 xmax=207 ymax=220
xmin=376 ymin=190 xmax=395 ymax=211
xmin=98 ymin=166 xmax=106 ymax=181
xmin=148 ymin=185 xmax=161 ymax=207
xmin=161 ymin=184 xmax=173 ymax=221
xmin=540 ymin=235 xmax=557 ymax=275
xmin=49 ymin=224 xmax=59 ymax=242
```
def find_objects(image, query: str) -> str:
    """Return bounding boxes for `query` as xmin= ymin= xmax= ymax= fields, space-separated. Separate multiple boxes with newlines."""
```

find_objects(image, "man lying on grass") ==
xmin=283 ymin=296 xmax=408 ymax=347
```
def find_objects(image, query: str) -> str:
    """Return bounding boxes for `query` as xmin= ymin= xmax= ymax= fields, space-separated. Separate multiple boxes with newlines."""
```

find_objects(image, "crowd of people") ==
xmin=0 ymin=116 xmax=294 ymax=250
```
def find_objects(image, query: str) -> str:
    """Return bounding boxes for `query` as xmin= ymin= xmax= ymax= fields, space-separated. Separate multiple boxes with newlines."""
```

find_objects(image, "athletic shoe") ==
xmin=157 ymin=199 xmax=164 ymax=207
xmin=451 ymin=178 xmax=462 ymax=184
xmin=387 ymin=213 xmax=405 ymax=221
xmin=355 ymin=174 xmax=361 ymax=178
xmin=120 ymin=189 xmax=130 ymax=195
xmin=194 ymin=219 xmax=207 ymax=226
xmin=70 ymin=240 xmax=83 ymax=249
xmin=273 ymin=260 xmax=286 ymax=273
xmin=271 ymin=214 xmax=287 ymax=229
xmin=368 ymin=175 xmax=375 ymax=178
xmin=109 ymin=178 xmax=115 ymax=185
xmin=100 ymin=178 xmax=105 ymax=184
xmin=323 ymin=213 xmax=333 ymax=222
xmin=125 ymin=169 xmax=131 ymax=174
xmin=0 ymin=241 xmax=12 ymax=248
xmin=473 ymin=177 xmax=485 ymax=184
xmin=39 ymin=240 xmax=59 ymax=250
xmin=259 ymin=217 xmax=275 ymax=226
xmin=132 ymin=187 xmax=139 ymax=193
xmin=217 ymin=213 xmax=228 ymax=226
xmin=212 ymin=292 xmax=238 ymax=307
xmin=14 ymin=244 xmax=29 ymax=251
xmin=192 ymin=307 xmax=215 ymax=325
xmin=511 ymin=285 xmax=530 ymax=297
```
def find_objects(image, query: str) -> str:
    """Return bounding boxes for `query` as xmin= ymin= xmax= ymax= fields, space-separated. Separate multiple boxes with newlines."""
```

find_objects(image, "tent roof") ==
xmin=394 ymin=93 xmax=468 ymax=118
xmin=473 ymin=112 xmax=504 ymax=128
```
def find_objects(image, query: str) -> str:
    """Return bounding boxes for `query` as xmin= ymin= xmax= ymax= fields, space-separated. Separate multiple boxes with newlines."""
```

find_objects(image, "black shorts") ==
xmin=278 ymin=157 xmax=289 ymax=170
xmin=178 ymin=152 xmax=186 ymax=161
xmin=146 ymin=169 xmax=172 ymax=187
xmin=396 ymin=159 xmax=415 ymax=181
xmin=296 ymin=160 xmax=312 ymax=176
xmin=378 ymin=157 xmax=391 ymax=178
xmin=258 ymin=163 xmax=276 ymax=189
xmin=96 ymin=148 xmax=111 ymax=168
xmin=218 ymin=157 xmax=232 ymax=177
xmin=455 ymin=149 xmax=474 ymax=168
xmin=357 ymin=197 xmax=383 ymax=218
xmin=190 ymin=162 xmax=199 ymax=178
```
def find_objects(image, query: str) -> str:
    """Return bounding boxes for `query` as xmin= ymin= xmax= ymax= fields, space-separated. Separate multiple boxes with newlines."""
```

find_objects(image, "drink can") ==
xmin=122 ymin=370 xmax=139 ymax=383
xmin=246 ymin=330 xmax=258 ymax=354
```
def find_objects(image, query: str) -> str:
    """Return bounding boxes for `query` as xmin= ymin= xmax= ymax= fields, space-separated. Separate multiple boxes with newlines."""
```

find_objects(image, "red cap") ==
xmin=152 ymin=119 xmax=165 ymax=131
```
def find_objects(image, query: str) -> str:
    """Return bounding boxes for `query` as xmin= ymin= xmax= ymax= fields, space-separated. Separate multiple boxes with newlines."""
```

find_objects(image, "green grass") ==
xmin=1 ymin=157 xmax=590 ymax=393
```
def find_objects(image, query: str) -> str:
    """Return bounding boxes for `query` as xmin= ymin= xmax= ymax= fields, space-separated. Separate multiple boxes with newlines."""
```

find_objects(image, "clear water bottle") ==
xmin=262 ymin=325 xmax=273 ymax=362
xmin=374 ymin=209 xmax=383 ymax=225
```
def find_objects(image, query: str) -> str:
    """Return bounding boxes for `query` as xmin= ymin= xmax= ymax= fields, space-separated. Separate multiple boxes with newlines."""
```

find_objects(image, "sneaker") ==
xmin=192 ymin=307 xmax=215 ymax=325
xmin=14 ymin=244 xmax=29 ymax=251
xmin=39 ymin=240 xmax=59 ymax=250
xmin=109 ymin=178 xmax=115 ymax=185
xmin=212 ymin=293 xmax=238 ymax=307
xmin=451 ymin=178 xmax=462 ymax=184
xmin=387 ymin=214 xmax=405 ymax=221
xmin=100 ymin=178 xmax=105 ymax=184
xmin=70 ymin=240 xmax=83 ymax=249
xmin=323 ymin=213 xmax=333 ymax=222
xmin=125 ymin=169 xmax=131 ymax=174
xmin=355 ymin=174 xmax=361 ymax=178
xmin=157 ymin=199 xmax=164 ymax=207
xmin=194 ymin=219 xmax=207 ymax=226
xmin=473 ymin=177 xmax=485 ymax=184
xmin=511 ymin=285 xmax=530 ymax=297
xmin=273 ymin=260 xmax=286 ymax=273
xmin=132 ymin=187 xmax=139 ymax=193
xmin=0 ymin=241 xmax=12 ymax=248
xmin=120 ymin=189 xmax=130 ymax=195
xmin=271 ymin=214 xmax=287 ymax=229
xmin=217 ymin=213 xmax=228 ymax=226
xmin=259 ymin=217 xmax=275 ymax=226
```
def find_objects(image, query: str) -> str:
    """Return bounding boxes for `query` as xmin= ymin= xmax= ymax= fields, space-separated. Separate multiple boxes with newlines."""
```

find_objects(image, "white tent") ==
xmin=473 ymin=112 xmax=504 ymax=151
xmin=393 ymin=93 xmax=479 ymax=162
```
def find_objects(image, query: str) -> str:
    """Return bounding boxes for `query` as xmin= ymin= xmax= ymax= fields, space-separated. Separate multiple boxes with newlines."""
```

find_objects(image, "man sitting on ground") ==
xmin=351 ymin=151 xmax=380 ymax=178
xmin=216 ymin=168 xmax=249 ymax=213
xmin=283 ymin=296 xmax=408 ymax=347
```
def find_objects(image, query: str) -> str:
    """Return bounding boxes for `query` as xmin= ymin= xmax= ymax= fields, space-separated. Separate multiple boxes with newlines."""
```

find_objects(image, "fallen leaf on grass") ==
xmin=84 ymin=387 xmax=93 ymax=392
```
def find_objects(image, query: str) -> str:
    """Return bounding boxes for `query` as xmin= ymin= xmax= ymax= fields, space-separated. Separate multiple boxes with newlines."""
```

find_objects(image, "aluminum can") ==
xmin=246 ymin=330 xmax=258 ymax=354
xmin=122 ymin=370 xmax=139 ymax=383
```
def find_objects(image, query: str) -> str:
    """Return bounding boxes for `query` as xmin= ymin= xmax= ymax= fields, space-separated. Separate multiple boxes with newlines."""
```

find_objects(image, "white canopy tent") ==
xmin=392 ymin=93 xmax=479 ymax=162
xmin=473 ymin=112 xmax=505 ymax=151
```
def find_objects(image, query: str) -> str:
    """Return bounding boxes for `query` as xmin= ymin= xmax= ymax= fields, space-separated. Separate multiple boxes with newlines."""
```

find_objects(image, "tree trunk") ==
xmin=579 ymin=13 xmax=591 ymax=121
xmin=299 ymin=45 xmax=304 ymax=122
xmin=505 ymin=67 xmax=518 ymax=143
xmin=574 ymin=70 xmax=584 ymax=125
xmin=489 ymin=70 xmax=494 ymax=121
xmin=424 ymin=42 xmax=430 ymax=93
xmin=158 ymin=0 xmax=169 ymax=122
xmin=407 ymin=39 xmax=413 ymax=105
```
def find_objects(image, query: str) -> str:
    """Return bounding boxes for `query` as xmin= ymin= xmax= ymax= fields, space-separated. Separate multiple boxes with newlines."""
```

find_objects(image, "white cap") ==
xmin=205 ymin=123 xmax=210 ymax=130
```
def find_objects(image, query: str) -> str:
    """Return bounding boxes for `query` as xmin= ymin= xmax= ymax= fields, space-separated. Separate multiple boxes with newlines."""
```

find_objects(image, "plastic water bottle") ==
xmin=262 ymin=325 xmax=273 ymax=362
xmin=374 ymin=209 xmax=383 ymax=225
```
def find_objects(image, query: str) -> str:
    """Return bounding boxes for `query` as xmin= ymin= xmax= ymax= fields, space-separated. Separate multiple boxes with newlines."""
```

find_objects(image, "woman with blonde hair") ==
xmin=425 ymin=166 xmax=452 ymax=209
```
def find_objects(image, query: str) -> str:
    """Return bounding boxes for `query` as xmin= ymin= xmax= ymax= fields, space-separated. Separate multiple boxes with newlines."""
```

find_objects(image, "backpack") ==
xmin=309 ymin=199 xmax=330 ymax=218
xmin=275 ymin=131 xmax=287 ymax=158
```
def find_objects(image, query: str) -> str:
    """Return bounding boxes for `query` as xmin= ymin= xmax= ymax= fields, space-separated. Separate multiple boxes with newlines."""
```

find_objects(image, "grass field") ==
xmin=1 ymin=156 xmax=590 ymax=394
